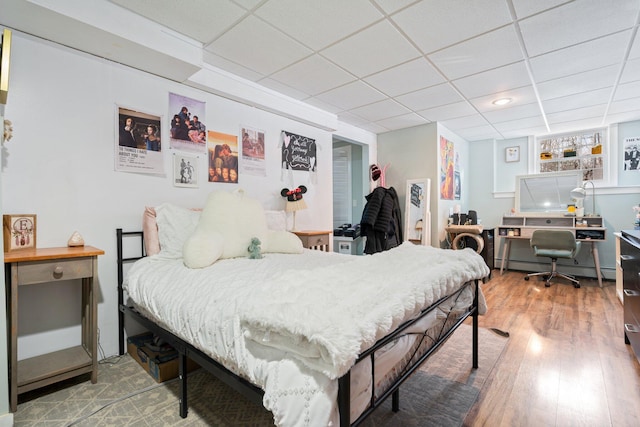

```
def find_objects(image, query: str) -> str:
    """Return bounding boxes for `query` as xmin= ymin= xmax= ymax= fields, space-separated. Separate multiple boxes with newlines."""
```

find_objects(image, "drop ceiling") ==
xmin=2 ymin=0 xmax=640 ymax=141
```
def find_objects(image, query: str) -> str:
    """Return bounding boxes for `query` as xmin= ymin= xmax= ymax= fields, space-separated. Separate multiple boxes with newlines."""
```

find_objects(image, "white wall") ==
xmin=0 ymin=31 xmax=375 ymax=360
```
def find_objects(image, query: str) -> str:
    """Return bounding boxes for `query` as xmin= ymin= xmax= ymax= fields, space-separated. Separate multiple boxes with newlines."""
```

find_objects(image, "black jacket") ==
xmin=360 ymin=187 xmax=403 ymax=254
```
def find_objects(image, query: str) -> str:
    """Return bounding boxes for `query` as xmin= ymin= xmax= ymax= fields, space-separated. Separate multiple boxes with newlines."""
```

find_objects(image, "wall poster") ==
xmin=624 ymin=136 xmax=640 ymax=171
xmin=240 ymin=125 xmax=266 ymax=176
xmin=173 ymin=152 xmax=199 ymax=188
xmin=439 ymin=136 xmax=455 ymax=200
xmin=281 ymin=130 xmax=317 ymax=172
xmin=168 ymin=92 xmax=206 ymax=154
xmin=208 ymin=130 xmax=238 ymax=183
xmin=115 ymin=106 xmax=164 ymax=174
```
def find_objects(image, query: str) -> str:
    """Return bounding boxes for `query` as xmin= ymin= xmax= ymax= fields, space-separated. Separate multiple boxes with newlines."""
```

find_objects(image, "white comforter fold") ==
xmin=239 ymin=242 xmax=489 ymax=379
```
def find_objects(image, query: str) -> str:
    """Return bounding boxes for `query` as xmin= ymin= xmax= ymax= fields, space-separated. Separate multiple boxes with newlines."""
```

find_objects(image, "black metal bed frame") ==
xmin=116 ymin=228 xmax=480 ymax=426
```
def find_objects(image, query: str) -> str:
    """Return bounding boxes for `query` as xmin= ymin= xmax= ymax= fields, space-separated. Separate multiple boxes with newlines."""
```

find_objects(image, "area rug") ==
xmin=15 ymin=324 xmax=508 ymax=426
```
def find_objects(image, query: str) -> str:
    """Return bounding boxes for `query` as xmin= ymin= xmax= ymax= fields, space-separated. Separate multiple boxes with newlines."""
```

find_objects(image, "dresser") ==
xmin=4 ymin=246 xmax=104 ymax=411
xmin=620 ymin=230 xmax=640 ymax=364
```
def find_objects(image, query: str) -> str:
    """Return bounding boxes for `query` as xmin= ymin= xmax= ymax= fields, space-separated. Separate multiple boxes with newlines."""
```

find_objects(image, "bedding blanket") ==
xmin=240 ymin=242 xmax=488 ymax=379
xmin=125 ymin=243 xmax=488 ymax=426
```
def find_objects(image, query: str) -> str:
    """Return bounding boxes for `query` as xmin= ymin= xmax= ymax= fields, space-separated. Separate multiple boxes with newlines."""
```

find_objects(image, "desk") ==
xmin=498 ymin=215 xmax=605 ymax=287
xmin=4 ymin=246 xmax=104 ymax=411
xmin=446 ymin=225 xmax=495 ymax=274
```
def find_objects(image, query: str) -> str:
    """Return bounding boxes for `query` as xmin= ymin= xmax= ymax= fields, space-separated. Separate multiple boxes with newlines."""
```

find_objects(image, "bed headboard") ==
xmin=116 ymin=228 xmax=146 ymax=355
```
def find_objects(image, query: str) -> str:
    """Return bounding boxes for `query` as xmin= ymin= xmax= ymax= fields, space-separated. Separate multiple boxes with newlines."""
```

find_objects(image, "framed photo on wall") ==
xmin=173 ymin=152 xmax=199 ymax=188
xmin=505 ymin=146 xmax=520 ymax=163
xmin=3 ymin=214 xmax=36 ymax=251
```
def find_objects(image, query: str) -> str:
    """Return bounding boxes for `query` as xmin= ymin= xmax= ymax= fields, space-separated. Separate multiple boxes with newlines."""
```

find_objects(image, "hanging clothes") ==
xmin=360 ymin=187 xmax=403 ymax=254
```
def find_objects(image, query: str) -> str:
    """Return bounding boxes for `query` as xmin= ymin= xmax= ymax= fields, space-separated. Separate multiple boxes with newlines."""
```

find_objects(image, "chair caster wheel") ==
xmin=545 ymin=282 xmax=551 ymax=287
xmin=574 ymin=284 xmax=580 ymax=288
xmin=524 ymin=276 xmax=529 ymax=281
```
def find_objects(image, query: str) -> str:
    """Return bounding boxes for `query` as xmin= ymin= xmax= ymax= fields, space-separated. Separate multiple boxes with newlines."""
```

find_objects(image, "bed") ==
xmin=116 ymin=191 xmax=490 ymax=426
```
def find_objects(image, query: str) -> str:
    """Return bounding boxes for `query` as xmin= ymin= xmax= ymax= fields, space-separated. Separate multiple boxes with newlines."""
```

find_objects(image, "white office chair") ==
xmin=524 ymin=229 xmax=581 ymax=288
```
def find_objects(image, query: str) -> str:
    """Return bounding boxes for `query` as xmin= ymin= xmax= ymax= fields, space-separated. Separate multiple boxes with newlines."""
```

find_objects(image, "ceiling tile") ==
xmin=392 ymin=0 xmax=512 ymax=54
xmin=537 ymin=65 xmax=618 ymax=100
xmin=494 ymin=116 xmax=547 ymax=133
xmin=111 ymin=0 xmax=247 ymax=43
xmin=417 ymin=101 xmax=478 ymax=122
xmin=500 ymin=126 xmax=549 ymax=139
xmin=395 ymin=83 xmax=463 ymax=111
xmin=607 ymin=110 xmax=640 ymax=125
xmin=440 ymin=114 xmax=490 ymax=130
xmin=234 ymin=0 xmax=263 ymax=9
xmin=608 ymin=98 xmax=640 ymax=115
xmin=348 ymin=99 xmax=412 ymax=122
xmin=519 ymin=0 xmax=639 ymax=57
xmin=372 ymin=0 xmax=418 ymax=15
xmin=202 ymin=52 xmax=263 ymax=81
xmin=314 ymin=81 xmax=387 ymax=110
xmin=621 ymin=57 xmax=640 ymax=84
xmin=258 ymin=78 xmax=309 ymax=100
xmin=510 ymin=0 xmax=572 ymax=19
xmin=364 ymin=58 xmax=445 ymax=97
xmin=321 ymin=20 xmax=421 ymax=77
xmin=542 ymin=88 xmax=612 ymax=113
xmin=270 ymin=55 xmax=356 ymax=95
xmin=360 ymin=122 xmax=392 ymax=134
xmin=453 ymin=61 xmax=531 ymax=99
xmin=630 ymin=30 xmax=640 ymax=60
xmin=482 ymin=102 xmax=542 ymax=123
xmin=614 ymin=81 xmax=640 ymax=101
xmin=204 ymin=15 xmax=312 ymax=76
xmin=546 ymin=104 xmax=607 ymax=124
xmin=336 ymin=111 xmax=371 ymax=126
xmin=255 ymin=0 xmax=382 ymax=50
xmin=428 ymin=25 xmax=523 ymax=80
xmin=548 ymin=118 xmax=606 ymax=134
xmin=454 ymin=125 xmax=504 ymax=141
xmin=529 ymin=31 xmax=631 ymax=83
xmin=375 ymin=113 xmax=429 ymax=131
xmin=470 ymin=86 xmax=538 ymax=113
xmin=304 ymin=97 xmax=343 ymax=114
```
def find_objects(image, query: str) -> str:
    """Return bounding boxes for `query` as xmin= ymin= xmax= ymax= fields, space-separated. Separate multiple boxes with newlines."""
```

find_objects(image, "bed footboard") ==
xmin=116 ymin=228 xmax=481 ymax=425
xmin=343 ymin=280 xmax=479 ymax=426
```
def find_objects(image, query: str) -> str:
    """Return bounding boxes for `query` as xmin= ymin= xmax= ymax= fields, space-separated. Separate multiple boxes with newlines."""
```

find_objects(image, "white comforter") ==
xmin=240 ymin=242 xmax=488 ymax=379
xmin=124 ymin=243 xmax=488 ymax=426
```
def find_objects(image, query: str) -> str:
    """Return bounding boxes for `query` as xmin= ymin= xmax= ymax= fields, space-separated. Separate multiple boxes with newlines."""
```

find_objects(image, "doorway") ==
xmin=332 ymin=137 xmax=368 ymax=254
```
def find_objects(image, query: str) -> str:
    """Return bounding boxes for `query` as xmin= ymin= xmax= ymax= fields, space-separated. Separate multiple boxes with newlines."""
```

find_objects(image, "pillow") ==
xmin=183 ymin=190 xmax=269 ymax=268
xmin=142 ymin=206 xmax=161 ymax=256
xmin=265 ymin=210 xmax=287 ymax=231
xmin=263 ymin=230 xmax=304 ymax=254
xmin=182 ymin=230 xmax=224 ymax=268
xmin=155 ymin=203 xmax=202 ymax=259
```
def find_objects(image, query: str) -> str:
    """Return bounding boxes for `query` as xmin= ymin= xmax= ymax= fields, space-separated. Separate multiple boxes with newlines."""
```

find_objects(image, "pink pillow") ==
xmin=142 ymin=206 xmax=203 ymax=256
xmin=142 ymin=207 xmax=161 ymax=256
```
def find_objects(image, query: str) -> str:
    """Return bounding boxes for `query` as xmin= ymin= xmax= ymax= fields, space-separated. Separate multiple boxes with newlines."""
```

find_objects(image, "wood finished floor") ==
xmin=466 ymin=270 xmax=640 ymax=427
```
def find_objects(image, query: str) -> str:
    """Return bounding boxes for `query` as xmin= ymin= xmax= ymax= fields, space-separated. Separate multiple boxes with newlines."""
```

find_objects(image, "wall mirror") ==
xmin=515 ymin=171 xmax=581 ymax=215
xmin=404 ymin=178 xmax=431 ymax=245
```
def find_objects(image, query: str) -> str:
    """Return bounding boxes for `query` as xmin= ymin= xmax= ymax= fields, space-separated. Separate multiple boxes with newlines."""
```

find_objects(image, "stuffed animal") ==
xmin=183 ymin=189 xmax=303 ymax=269
xmin=248 ymin=237 xmax=262 ymax=259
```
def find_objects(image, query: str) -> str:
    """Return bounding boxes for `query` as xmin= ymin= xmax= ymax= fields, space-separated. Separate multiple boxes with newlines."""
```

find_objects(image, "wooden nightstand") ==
xmin=293 ymin=230 xmax=331 ymax=252
xmin=4 ymin=245 xmax=104 ymax=412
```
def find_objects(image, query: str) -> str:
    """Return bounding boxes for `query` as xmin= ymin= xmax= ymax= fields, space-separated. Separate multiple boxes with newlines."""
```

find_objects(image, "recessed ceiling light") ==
xmin=492 ymin=98 xmax=512 ymax=106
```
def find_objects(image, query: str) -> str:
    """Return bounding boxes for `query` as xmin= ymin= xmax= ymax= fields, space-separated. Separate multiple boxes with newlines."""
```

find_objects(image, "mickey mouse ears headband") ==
xmin=281 ymin=185 xmax=307 ymax=202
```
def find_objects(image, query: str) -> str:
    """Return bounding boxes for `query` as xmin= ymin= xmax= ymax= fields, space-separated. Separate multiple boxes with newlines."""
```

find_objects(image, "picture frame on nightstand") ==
xmin=3 ymin=214 xmax=36 ymax=251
